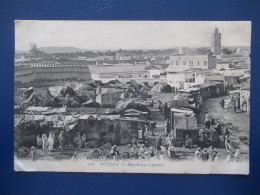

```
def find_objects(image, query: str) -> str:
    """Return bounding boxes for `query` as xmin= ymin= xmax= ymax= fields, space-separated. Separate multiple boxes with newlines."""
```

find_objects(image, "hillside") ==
xmin=38 ymin=47 xmax=85 ymax=54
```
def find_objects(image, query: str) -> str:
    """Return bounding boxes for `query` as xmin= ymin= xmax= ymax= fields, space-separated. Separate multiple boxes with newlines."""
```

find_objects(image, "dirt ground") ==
xmin=199 ymin=95 xmax=249 ymax=159
xmin=148 ymin=92 xmax=249 ymax=162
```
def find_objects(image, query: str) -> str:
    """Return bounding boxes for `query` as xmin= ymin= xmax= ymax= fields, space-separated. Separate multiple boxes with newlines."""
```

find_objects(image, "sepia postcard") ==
xmin=14 ymin=21 xmax=251 ymax=174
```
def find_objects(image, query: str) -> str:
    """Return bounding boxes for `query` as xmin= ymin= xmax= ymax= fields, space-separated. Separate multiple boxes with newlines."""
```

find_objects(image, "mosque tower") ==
xmin=211 ymin=27 xmax=221 ymax=55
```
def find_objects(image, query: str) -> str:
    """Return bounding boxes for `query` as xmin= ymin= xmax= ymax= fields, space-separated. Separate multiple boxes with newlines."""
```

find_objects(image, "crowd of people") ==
xmin=194 ymin=146 xmax=242 ymax=163
xmin=36 ymin=130 xmax=66 ymax=153
xmin=108 ymin=143 xmax=179 ymax=161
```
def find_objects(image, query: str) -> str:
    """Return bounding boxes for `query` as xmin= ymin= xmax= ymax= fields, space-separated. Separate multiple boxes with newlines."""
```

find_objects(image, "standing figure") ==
xmin=158 ymin=100 xmax=163 ymax=112
xmin=234 ymin=101 xmax=237 ymax=112
xmin=31 ymin=146 xmax=36 ymax=161
xmin=74 ymin=132 xmax=82 ymax=148
xmin=164 ymin=102 xmax=169 ymax=119
xmin=151 ymin=100 xmax=154 ymax=108
xmin=156 ymin=135 xmax=162 ymax=154
xmin=110 ymin=145 xmax=120 ymax=159
xmin=220 ymin=98 xmax=225 ymax=108
xmin=210 ymin=128 xmax=219 ymax=147
xmin=145 ymin=123 xmax=150 ymax=135
xmin=208 ymin=146 xmax=216 ymax=162
xmin=214 ymin=152 xmax=221 ymax=163
xmin=82 ymin=134 xmax=87 ymax=148
xmin=201 ymin=148 xmax=209 ymax=162
xmin=214 ymin=122 xmax=222 ymax=135
xmin=42 ymin=134 xmax=49 ymax=156
xmin=165 ymin=119 xmax=170 ymax=135
xmin=37 ymin=134 xmax=42 ymax=149
xmin=159 ymin=149 xmax=164 ymax=160
xmin=195 ymin=147 xmax=202 ymax=162
xmin=223 ymin=127 xmax=230 ymax=140
xmin=205 ymin=113 xmax=211 ymax=129
xmin=130 ymin=146 xmax=138 ymax=159
xmin=48 ymin=131 xmax=55 ymax=151
xmin=131 ymin=136 xmax=138 ymax=147
xmin=150 ymin=122 xmax=156 ymax=136
xmin=165 ymin=134 xmax=173 ymax=149
xmin=148 ymin=146 xmax=155 ymax=159
xmin=58 ymin=131 xmax=65 ymax=150
xmin=225 ymin=135 xmax=232 ymax=152
xmin=168 ymin=146 xmax=176 ymax=159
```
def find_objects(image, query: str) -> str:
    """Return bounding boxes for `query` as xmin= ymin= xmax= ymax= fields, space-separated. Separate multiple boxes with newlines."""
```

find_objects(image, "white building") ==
xmin=148 ymin=68 xmax=161 ymax=78
xmin=215 ymin=63 xmax=231 ymax=71
xmin=166 ymin=70 xmax=205 ymax=89
xmin=89 ymin=64 xmax=158 ymax=84
xmin=168 ymin=54 xmax=216 ymax=71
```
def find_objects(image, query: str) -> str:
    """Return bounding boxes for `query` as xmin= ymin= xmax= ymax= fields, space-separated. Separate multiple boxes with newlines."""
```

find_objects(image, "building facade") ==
xmin=211 ymin=28 xmax=221 ymax=55
xmin=15 ymin=63 xmax=92 ymax=84
xmin=89 ymin=64 xmax=152 ymax=83
xmin=168 ymin=54 xmax=216 ymax=70
xmin=166 ymin=70 xmax=205 ymax=89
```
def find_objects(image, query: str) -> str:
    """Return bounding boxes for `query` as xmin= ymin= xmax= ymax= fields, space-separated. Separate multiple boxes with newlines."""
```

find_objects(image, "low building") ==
xmin=166 ymin=70 xmax=205 ymax=89
xmin=77 ymin=115 xmax=147 ymax=145
xmin=89 ymin=64 xmax=153 ymax=83
xmin=168 ymin=54 xmax=217 ymax=70
xmin=14 ymin=111 xmax=148 ymax=147
xmin=170 ymin=108 xmax=198 ymax=146
xmin=148 ymin=68 xmax=162 ymax=78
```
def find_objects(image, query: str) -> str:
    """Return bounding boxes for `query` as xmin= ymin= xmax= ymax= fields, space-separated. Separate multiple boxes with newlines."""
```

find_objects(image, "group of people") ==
xmin=74 ymin=132 xmax=87 ymax=148
xmin=202 ymin=113 xmax=243 ymax=163
xmin=204 ymin=112 xmax=215 ymax=129
xmin=194 ymin=146 xmax=221 ymax=162
xmin=194 ymin=146 xmax=242 ymax=163
xmin=220 ymin=95 xmax=248 ymax=113
xmin=144 ymin=123 xmax=156 ymax=136
xmin=109 ymin=142 xmax=179 ymax=161
xmin=36 ymin=130 xmax=65 ymax=155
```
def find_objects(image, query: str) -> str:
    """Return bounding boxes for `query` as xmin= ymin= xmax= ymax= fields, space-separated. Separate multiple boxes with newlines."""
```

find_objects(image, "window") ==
xmin=183 ymin=61 xmax=186 ymax=66
xmin=176 ymin=61 xmax=179 ymax=65
xmin=189 ymin=61 xmax=193 ymax=66
xmin=186 ymin=79 xmax=188 ymax=82
xmin=145 ymin=75 xmax=147 ymax=78
xmin=197 ymin=61 xmax=200 ymax=66
xmin=204 ymin=61 xmax=207 ymax=66
xmin=139 ymin=74 xmax=141 ymax=77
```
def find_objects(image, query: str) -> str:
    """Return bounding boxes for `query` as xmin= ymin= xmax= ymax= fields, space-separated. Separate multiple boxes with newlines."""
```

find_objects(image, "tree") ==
xmin=196 ymin=48 xmax=211 ymax=55
xmin=29 ymin=42 xmax=38 ymax=55
xmin=222 ymin=48 xmax=233 ymax=55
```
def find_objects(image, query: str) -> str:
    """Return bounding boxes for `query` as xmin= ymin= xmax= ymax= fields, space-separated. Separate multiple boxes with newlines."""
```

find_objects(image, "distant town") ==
xmin=14 ymin=27 xmax=250 ymax=172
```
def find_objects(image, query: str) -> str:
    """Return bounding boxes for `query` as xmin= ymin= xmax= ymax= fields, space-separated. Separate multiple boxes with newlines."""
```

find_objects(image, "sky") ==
xmin=15 ymin=21 xmax=251 ymax=51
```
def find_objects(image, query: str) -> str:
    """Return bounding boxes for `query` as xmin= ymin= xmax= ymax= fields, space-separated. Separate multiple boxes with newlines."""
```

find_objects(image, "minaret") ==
xmin=211 ymin=28 xmax=221 ymax=55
